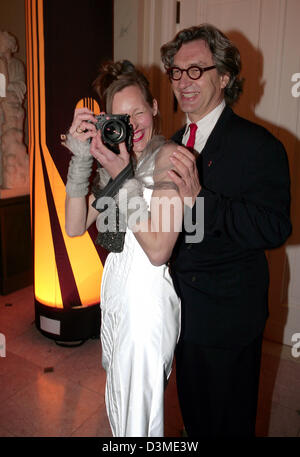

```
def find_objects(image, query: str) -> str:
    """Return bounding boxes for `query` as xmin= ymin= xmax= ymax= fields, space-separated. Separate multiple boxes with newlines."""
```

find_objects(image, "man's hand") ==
xmin=168 ymin=145 xmax=201 ymax=207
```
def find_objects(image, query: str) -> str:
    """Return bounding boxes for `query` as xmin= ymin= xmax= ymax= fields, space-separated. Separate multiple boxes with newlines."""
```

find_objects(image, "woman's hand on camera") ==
xmin=90 ymin=131 xmax=130 ymax=179
xmin=69 ymin=108 xmax=97 ymax=142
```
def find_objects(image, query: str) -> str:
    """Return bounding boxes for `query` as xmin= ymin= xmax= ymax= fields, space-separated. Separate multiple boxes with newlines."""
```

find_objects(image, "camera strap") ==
xmin=92 ymin=160 xmax=134 ymax=211
xmin=92 ymin=162 xmax=135 ymax=253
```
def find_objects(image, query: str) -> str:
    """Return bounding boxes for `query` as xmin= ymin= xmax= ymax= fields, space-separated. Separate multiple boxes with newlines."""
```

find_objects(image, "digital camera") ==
xmin=95 ymin=114 xmax=133 ymax=154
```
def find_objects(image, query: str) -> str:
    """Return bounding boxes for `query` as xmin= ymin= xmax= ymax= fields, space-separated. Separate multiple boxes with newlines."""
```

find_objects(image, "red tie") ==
xmin=186 ymin=123 xmax=197 ymax=150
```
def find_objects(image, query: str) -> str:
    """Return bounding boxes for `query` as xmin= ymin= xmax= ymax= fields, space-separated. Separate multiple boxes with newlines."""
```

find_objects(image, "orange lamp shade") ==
xmin=25 ymin=0 xmax=112 ymax=341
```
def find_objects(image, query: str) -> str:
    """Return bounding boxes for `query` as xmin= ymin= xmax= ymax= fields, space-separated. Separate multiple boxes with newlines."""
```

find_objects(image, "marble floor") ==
xmin=0 ymin=285 xmax=300 ymax=438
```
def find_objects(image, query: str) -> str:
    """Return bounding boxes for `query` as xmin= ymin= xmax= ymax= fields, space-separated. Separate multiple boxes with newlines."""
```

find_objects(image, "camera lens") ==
xmin=102 ymin=120 xmax=126 ymax=144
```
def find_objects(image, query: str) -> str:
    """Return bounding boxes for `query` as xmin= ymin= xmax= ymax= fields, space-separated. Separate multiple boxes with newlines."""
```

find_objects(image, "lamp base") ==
xmin=35 ymin=300 xmax=100 ymax=342
xmin=54 ymin=340 xmax=87 ymax=347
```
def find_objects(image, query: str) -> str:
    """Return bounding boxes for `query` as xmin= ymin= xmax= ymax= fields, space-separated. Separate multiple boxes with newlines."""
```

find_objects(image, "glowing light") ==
xmin=25 ymin=0 xmax=104 ymax=309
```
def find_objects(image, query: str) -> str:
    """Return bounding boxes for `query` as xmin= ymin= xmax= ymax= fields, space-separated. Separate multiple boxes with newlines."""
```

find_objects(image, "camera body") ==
xmin=95 ymin=114 xmax=133 ymax=154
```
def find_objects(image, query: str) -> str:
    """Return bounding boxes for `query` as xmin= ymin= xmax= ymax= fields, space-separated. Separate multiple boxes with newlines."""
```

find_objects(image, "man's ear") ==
xmin=220 ymin=73 xmax=230 ymax=89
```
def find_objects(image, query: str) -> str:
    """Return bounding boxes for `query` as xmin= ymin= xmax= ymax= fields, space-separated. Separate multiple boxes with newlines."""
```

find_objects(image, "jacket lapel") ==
xmin=200 ymin=105 xmax=233 ymax=181
xmin=171 ymin=105 xmax=234 ymax=183
xmin=171 ymin=126 xmax=186 ymax=144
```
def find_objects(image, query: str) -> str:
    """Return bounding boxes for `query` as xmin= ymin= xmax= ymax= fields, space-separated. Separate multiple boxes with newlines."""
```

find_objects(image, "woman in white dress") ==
xmin=64 ymin=61 xmax=183 ymax=437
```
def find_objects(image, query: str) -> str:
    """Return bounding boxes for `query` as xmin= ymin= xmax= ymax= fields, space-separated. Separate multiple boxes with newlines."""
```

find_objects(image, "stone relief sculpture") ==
xmin=0 ymin=30 xmax=29 ymax=191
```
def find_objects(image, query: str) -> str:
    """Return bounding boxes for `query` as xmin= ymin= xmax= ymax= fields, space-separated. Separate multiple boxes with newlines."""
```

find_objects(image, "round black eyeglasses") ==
xmin=167 ymin=65 xmax=216 ymax=81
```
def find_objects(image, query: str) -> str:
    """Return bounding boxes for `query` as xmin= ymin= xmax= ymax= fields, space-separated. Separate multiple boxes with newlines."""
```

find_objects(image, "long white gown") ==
xmin=100 ymin=186 xmax=181 ymax=437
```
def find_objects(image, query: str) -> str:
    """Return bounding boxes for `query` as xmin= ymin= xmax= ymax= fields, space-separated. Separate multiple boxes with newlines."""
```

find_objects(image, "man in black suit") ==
xmin=160 ymin=24 xmax=292 ymax=437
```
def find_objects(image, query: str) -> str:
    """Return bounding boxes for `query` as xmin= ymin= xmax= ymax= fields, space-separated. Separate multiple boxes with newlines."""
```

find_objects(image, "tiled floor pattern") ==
xmin=0 ymin=286 xmax=299 ymax=437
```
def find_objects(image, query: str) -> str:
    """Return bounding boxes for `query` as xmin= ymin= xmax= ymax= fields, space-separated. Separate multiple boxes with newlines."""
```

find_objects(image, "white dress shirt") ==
xmin=182 ymin=100 xmax=226 ymax=154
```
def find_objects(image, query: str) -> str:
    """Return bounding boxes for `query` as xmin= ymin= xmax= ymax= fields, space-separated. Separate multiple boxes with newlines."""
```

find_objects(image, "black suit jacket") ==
xmin=171 ymin=105 xmax=292 ymax=348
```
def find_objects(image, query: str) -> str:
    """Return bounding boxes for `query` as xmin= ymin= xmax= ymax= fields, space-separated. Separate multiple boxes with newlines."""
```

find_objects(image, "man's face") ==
xmin=171 ymin=39 xmax=229 ymax=122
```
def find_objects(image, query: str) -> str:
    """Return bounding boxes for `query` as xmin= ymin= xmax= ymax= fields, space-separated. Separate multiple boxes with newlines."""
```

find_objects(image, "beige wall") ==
xmin=114 ymin=0 xmax=139 ymax=63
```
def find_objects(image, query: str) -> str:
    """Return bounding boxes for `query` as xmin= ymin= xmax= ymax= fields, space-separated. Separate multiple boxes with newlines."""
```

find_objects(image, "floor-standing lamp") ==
xmin=25 ymin=0 xmax=112 ymax=342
